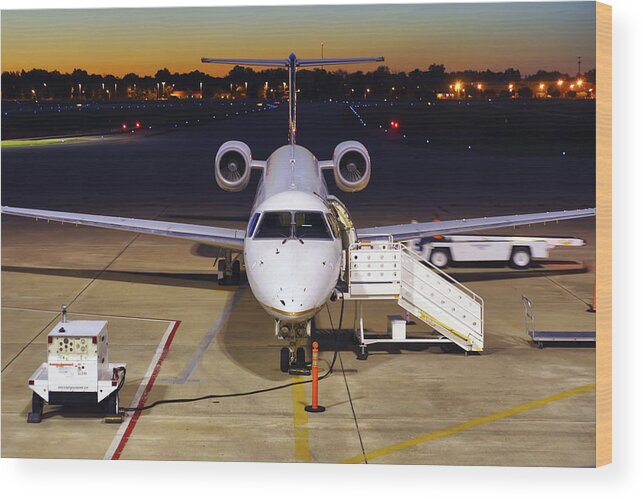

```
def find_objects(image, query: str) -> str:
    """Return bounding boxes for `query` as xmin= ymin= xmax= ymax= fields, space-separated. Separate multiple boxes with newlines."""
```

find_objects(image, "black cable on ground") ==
xmin=123 ymin=298 xmax=345 ymax=413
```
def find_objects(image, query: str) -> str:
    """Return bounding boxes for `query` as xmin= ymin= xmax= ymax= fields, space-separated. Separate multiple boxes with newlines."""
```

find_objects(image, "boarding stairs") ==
xmin=342 ymin=238 xmax=484 ymax=353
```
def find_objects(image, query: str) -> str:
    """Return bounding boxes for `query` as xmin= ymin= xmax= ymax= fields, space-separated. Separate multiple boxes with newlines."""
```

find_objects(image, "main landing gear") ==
xmin=217 ymin=250 xmax=241 ymax=285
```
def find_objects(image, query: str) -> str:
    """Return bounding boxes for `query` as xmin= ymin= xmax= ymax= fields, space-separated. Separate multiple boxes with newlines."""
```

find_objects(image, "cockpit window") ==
xmin=295 ymin=212 xmax=332 ymax=240
xmin=253 ymin=211 xmax=333 ymax=240
xmin=254 ymin=211 xmax=292 ymax=239
xmin=247 ymin=212 xmax=260 ymax=237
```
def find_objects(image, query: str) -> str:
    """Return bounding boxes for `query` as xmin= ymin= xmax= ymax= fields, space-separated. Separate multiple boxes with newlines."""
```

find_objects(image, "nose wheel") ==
xmin=279 ymin=346 xmax=308 ymax=373
xmin=280 ymin=347 xmax=290 ymax=373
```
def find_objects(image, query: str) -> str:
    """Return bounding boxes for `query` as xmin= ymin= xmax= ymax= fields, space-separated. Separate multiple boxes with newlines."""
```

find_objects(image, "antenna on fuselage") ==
xmin=201 ymin=53 xmax=384 ymax=145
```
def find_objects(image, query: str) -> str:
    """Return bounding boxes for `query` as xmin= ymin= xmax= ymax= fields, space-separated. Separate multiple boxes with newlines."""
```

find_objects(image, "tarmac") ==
xmin=1 ymin=100 xmax=596 ymax=465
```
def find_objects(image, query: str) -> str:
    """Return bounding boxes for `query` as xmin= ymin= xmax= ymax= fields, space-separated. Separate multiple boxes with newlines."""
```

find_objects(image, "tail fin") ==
xmin=202 ymin=53 xmax=384 ymax=144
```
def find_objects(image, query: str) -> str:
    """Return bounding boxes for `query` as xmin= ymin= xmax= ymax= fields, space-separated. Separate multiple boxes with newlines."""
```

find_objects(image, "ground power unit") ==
xmin=27 ymin=310 xmax=125 ymax=423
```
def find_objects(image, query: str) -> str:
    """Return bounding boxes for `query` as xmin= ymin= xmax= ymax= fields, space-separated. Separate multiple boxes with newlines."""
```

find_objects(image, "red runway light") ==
xmin=121 ymin=123 xmax=127 ymax=129
xmin=135 ymin=121 xmax=140 ymax=128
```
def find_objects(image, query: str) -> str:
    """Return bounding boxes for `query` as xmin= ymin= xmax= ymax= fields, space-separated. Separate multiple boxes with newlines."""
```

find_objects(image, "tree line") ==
xmin=1 ymin=64 xmax=596 ymax=100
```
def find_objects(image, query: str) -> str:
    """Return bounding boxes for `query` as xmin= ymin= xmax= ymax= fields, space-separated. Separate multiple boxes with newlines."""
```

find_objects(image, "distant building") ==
xmin=169 ymin=89 xmax=203 ymax=99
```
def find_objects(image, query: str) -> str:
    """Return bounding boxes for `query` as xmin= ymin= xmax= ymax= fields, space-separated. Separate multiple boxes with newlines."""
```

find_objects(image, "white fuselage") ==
xmin=243 ymin=144 xmax=343 ymax=322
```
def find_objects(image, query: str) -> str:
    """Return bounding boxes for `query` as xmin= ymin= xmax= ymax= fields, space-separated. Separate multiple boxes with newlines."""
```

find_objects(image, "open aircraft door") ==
xmin=327 ymin=195 xmax=358 ymax=282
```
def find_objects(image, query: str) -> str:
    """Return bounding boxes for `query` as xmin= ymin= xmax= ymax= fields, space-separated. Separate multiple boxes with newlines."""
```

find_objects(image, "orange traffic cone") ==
xmin=305 ymin=342 xmax=325 ymax=413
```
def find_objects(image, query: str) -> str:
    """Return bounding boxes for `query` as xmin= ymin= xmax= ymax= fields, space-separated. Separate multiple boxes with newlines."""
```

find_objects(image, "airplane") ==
xmin=1 ymin=53 xmax=595 ymax=373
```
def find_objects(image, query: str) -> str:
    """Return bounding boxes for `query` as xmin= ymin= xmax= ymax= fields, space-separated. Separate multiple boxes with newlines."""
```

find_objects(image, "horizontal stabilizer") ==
xmin=201 ymin=57 xmax=288 ymax=67
xmin=201 ymin=56 xmax=385 ymax=68
xmin=297 ymin=57 xmax=384 ymax=67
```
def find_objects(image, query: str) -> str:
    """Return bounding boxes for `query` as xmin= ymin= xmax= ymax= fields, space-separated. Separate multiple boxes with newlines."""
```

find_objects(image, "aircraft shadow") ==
xmin=447 ymin=262 xmax=588 ymax=283
xmin=1 ymin=265 xmax=227 ymax=290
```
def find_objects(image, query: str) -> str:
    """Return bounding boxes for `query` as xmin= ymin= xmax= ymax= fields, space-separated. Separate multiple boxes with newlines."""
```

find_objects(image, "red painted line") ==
xmin=110 ymin=320 xmax=181 ymax=460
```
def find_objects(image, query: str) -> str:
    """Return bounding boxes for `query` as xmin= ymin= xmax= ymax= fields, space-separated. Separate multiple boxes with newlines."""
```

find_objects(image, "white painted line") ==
xmin=2 ymin=306 xmax=170 ymax=323
xmin=103 ymin=320 xmax=179 ymax=460
xmin=174 ymin=288 xmax=243 ymax=384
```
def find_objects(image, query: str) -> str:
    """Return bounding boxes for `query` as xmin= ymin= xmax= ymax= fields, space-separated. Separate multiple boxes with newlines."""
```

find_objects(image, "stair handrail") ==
xmin=400 ymin=244 xmax=483 ymax=305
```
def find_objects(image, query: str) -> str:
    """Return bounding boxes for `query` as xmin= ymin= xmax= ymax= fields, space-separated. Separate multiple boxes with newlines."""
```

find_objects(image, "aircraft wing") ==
xmin=356 ymin=208 xmax=596 ymax=241
xmin=1 ymin=206 xmax=245 ymax=250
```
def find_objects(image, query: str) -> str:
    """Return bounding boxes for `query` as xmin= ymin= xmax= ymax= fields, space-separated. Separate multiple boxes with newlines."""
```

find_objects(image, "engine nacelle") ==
xmin=215 ymin=141 xmax=252 ymax=192
xmin=332 ymin=141 xmax=371 ymax=192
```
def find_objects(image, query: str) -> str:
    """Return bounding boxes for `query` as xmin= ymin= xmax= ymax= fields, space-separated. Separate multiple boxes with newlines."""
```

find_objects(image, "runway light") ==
xmin=135 ymin=121 xmax=140 ymax=128
xmin=557 ymin=79 xmax=564 ymax=86
xmin=121 ymin=124 xmax=127 ymax=129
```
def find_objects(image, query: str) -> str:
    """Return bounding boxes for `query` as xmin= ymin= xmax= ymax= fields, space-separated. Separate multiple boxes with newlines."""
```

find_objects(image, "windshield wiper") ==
xmin=282 ymin=225 xmax=304 ymax=244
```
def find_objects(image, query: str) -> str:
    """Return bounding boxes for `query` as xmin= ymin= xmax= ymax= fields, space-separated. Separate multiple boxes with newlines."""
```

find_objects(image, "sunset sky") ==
xmin=1 ymin=2 xmax=596 ymax=77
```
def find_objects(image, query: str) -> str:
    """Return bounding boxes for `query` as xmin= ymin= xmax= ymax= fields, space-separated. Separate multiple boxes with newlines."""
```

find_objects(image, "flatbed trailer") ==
xmin=522 ymin=296 xmax=595 ymax=348
xmin=409 ymin=234 xmax=585 ymax=269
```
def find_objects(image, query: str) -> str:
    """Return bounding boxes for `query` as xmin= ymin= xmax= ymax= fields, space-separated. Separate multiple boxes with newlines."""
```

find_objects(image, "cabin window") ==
xmin=247 ymin=213 xmax=260 ymax=237
xmin=254 ymin=212 xmax=292 ymax=239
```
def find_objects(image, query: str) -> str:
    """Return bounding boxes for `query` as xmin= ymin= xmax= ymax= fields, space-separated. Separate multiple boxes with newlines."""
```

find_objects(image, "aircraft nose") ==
xmin=246 ymin=241 xmax=341 ymax=322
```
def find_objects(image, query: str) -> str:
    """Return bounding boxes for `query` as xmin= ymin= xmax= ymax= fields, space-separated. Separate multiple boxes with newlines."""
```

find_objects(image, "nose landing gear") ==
xmin=279 ymin=346 xmax=307 ymax=373
xmin=277 ymin=320 xmax=311 ymax=374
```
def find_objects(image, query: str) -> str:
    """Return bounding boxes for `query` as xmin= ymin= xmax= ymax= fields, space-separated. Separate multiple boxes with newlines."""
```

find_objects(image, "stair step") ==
xmin=346 ymin=241 xmax=484 ymax=352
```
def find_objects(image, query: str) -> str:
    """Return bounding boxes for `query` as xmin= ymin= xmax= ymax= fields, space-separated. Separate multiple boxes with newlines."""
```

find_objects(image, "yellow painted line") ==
xmin=342 ymin=383 xmax=595 ymax=464
xmin=292 ymin=376 xmax=311 ymax=462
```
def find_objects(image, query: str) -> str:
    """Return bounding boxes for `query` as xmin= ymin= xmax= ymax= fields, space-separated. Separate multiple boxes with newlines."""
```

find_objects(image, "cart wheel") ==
xmin=296 ymin=347 xmax=306 ymax=369
xmin=510 ymin=247 xmax=531 ymax=269
xmin=356 ymin=345 xmax=368 ymax=361
xmin=280 ymin=347 xmax=290 ymax=373
xmin=27 ymin=393 xmax=44 ymax=424
xmin=104 ymin=392 xmax=119 ymax=416
xmin=429 ymin=249 xmax=450 ymax=269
